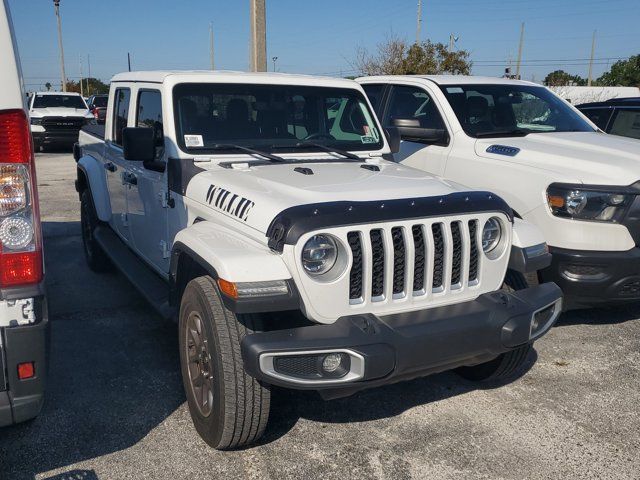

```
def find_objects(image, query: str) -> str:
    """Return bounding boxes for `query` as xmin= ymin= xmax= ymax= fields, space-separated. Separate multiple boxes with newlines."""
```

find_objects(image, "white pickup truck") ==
xmin=0 ymin=0 xmax=48 ymax=427
xmin=75 ymin=70 xmax=561 ymax=449
xmin=358 ymin=75 xmax=640 ymax=309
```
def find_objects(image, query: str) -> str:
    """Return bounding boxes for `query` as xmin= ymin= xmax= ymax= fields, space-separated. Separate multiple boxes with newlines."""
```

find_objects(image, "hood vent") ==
xmin=486 ymin=145 xmax=520 ymax=157
xmin=294 ymin=167 xmax=314 ymax=175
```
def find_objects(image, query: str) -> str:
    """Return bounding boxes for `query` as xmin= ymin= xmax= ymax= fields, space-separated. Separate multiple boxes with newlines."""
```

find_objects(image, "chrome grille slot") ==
xmin=391 ymin=227 xmax=406 ymax=296
xmin=412 ymin=225 xmax=426 ymax=293
xmin=468 ymin=220 xmax=479 ymax=283
xmin=431 ymin=223 xmax=445 ymax=291
xmin=347 ymin=232 xmax=363 ymax=301
xmin=450 ymin=222 xmax=463 ymax=287
xmin=370 ymin=229 xmax=385 ymax=299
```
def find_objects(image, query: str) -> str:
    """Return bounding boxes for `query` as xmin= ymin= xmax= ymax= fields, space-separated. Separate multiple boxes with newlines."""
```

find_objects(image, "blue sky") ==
xmin=8 ymin=0 xmax=640 ymax=91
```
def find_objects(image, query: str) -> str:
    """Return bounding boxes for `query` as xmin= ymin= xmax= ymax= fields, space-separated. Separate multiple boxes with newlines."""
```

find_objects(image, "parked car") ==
xmin=29 ymin=90 xmax=95 ymax=150
xmin=577 ymin=97 xmax=640 ymax=140
xmin=75 ymin=71 xmax=562 ymax=449
xmin=0 ymin=0 xmax=48 ymax=427
xmin=358 ymin=75 xmax=640 ymax=310
xmin=86 ymin=94 xmax=108 ymax=124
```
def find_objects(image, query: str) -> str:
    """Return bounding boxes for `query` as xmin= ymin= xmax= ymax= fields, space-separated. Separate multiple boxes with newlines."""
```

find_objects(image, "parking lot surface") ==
xmin=0 ymin=151 xmax=639 ymax=480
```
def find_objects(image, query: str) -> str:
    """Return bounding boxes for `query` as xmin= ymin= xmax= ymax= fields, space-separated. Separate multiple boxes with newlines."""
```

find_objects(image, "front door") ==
xmin=126 ymin=88 xmax=170 ymax=275
xmin=106 ymin=87 xmax=131 ymax=241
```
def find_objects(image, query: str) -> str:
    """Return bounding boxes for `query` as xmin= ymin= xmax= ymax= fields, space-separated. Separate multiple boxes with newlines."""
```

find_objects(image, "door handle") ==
xmin=104 ymin=162 xmax=117 ymax=172
xmin=122 ymin=172 xmax=138 ymax=186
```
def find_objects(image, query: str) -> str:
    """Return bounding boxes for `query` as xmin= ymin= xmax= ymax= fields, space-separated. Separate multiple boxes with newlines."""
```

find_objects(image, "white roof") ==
xmin=33 ymin=91 xmax=83 ymax=96
xmin=358 ymin=74 xmax=539 ymax=87
xmin=110 ymin=70 xmax=360 ymax=89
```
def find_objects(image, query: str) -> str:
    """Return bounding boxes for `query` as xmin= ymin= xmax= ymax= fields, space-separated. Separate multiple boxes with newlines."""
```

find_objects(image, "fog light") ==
xmin=322 ymin=353 xmax=343 ymax=373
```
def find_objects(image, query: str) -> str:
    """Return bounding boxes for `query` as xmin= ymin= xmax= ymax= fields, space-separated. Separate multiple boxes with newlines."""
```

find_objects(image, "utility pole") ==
xmin=249 ymin=0 xmax=267 ymax=72
xmin=588 ymin=30 xmax=597 ymax=86
xmin=416 ymin=0 xmax=422 ymax=44
xmin=209 ymin=22 xmax=215 ymax=70
xmin=449 ymin=34 xmax=458 ymax=52
xmin=87 ymin=54 xmax=91 ymax=95
xmin=515 ymin=22 xmax=525 ymax=80
xmin=79 ymin=55 xmax=84 ymax=97
xmin=272 ymin=56 xmax=278 ymax=72
xmin=127 ymin=52 xmax=131 ymax=72
xmin=53 ymin=0 xmax=67 ymax=92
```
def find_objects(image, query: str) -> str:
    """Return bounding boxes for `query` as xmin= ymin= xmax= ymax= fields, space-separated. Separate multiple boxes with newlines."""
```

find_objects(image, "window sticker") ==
xmin=184 ymin=134 xmax=204 ymax=147
xmin=361 ymin=135 xmax=376 ymax=144
xmin=446 ymin=87 xmax=464 ymax=94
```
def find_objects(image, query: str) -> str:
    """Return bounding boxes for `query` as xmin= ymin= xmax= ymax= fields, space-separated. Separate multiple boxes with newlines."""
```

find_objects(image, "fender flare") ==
xmin=76 ymin=155 xmax=111 ymax=222
xmin=169 ymin=221 xmax=299 ymax=313
xmin=509 ymin=218 xmax=552 ymax=273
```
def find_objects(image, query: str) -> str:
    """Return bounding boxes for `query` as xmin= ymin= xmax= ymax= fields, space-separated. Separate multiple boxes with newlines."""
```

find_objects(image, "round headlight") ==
xmin=302 ymin=234 xmax=337 ymax=275
xmin=482 ymin=217 xmax=502 ymax=253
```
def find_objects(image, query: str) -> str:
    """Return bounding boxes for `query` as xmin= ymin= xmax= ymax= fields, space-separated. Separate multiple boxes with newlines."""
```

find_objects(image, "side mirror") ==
xmin=123 ymin=127 xmax=155 ymax=161
xmin=384 ymin=127 xmax=401 ymax=154
xmin=392 ymin=118 xmax=448 ymax=145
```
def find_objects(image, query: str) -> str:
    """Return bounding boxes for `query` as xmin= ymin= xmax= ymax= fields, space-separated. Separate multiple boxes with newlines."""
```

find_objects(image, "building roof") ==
xmin=32 ymin=91 xmax=83 ymax=96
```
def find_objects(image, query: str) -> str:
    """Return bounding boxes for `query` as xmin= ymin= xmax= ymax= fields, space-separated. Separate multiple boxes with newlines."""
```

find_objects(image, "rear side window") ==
xmin=580 ymin=107 xmax=614 ymax=130
xmin=609 ymin=109 xmax=640 ymax=139
xmin=112 ymin=88 xmax=130 ymax=146
xmin=362 ymin=84 xmax=385 ymax=116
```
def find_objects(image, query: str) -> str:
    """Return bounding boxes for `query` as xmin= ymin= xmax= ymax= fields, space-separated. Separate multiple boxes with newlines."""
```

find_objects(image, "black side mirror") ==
xmin=392 ymin=118 xmax=448 ymax=145
xmin=384 ymin=127 xmax=401 ymax=153
xmin=123 ymin=127 xmax=156 ymax=161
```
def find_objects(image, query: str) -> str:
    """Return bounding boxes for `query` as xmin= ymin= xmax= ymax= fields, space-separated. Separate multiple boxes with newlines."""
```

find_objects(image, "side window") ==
xmin=362 ymin=84 xmax=385 ymax=116
xmin=383 ymin=85 xmax=445 ymax=130
xmin=136 ymin=90 xmax=164 ymax=152
xmin=608 ymin=109 xmax=640 ymax=139
xmin=112 ymin=88 xmax=131 ymax=146
xmin=580 ymin=108 xmax=614 ymax=131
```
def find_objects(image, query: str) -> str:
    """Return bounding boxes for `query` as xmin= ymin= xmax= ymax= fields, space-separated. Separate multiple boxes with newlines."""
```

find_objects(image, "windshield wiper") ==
xmin=474 ymin=129 xmax=529 ymax=138
xmin=292 ymin=142 xmax=362 ymax=161
xmin=211 ymin=144 xmax=285 ymax=162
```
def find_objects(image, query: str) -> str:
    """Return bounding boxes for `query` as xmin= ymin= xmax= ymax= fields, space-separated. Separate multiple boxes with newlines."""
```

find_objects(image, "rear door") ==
xmin=126 ymin=87 xmax=170 ymax=275
xmin=105 ymin=87 xmax=132 ymax=241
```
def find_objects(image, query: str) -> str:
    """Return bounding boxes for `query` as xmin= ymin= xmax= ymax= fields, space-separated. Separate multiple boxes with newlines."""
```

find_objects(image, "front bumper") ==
xmin=540 ymin=246 xmax=640 ymax=308
xmin=242 ymin=283 xmax=562 ymax=398
xmin=32 ymin=130 xmax=81 ymax=145
xmin=0 ymin=295 xmax=49 ymax=427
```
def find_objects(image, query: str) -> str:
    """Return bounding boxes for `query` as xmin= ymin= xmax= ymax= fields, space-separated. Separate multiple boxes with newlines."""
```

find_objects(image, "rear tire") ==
xmin=80 ymin=190 xmax=111 ymax=272
xmin=179 ymin=276 xmax=270 ymax=450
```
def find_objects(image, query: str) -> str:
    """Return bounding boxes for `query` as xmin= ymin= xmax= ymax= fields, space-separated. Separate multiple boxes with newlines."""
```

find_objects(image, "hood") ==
xmin=30 ymin=107 xmax=91 ymax=118
xmin=187 ymin=159 xmax=467 ymax=234
xmin=474 ymin=132 xmax=640 ymax=186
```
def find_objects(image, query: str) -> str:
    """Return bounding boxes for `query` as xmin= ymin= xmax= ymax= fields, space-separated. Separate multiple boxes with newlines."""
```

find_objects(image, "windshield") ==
xmin=173 ymin=83 xmax=383 ymax=154
xmin=92 ymin=96 xmax=108 ymax=108
xmin=440 ymin=84 xmax=595 ymax=137
xmin=32 ymin=94 xmax=87 ymax=109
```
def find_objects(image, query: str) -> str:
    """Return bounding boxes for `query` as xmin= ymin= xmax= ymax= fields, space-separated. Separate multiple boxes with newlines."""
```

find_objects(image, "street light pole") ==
xmin=53 ymin=0 xmax=67 ymax=92
xmin=272 ymin=56 xmax=278 ymax=72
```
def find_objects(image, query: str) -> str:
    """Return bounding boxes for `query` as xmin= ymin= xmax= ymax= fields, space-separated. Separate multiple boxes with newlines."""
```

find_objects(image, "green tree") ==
xmin=354 ymin=35 xmax=472 ymax=76
xmin=44 ymin=82 xmax=52 ymax=91
xmin=597 ymin=55 xmax=640 ymax=87
xmin=543 ymin=70 xmax=586 ymax=86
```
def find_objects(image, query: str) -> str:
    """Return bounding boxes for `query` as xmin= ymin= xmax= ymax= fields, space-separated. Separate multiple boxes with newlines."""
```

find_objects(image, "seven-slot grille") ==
xmin=347 ymin=219 xmax=482 ymax=303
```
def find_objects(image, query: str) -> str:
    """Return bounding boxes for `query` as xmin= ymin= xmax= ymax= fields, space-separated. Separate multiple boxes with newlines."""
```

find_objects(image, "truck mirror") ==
xmin=392 ymin=118 xmax=448 ymax=145
xmin=384 ymin=127 xmax=401 ymax=153
xmin=123 ymin=127 xmax=156 ymax=162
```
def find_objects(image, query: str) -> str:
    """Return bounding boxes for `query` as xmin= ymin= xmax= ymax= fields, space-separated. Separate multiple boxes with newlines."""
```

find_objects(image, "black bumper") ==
xmin=32 ymin=130 xmax=81 ymax=145
xmin=241 ymin=283 xmax=562 ymax=398
xmin=0 ymin=296 xmax=49 ymax=427
xmin=540 ymin=246 xmax=640 ymax=308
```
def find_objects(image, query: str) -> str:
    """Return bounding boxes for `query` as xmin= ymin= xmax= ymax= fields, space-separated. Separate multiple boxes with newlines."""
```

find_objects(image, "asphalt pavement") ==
xmin=0 ymin=151 xmax=639 ymax=480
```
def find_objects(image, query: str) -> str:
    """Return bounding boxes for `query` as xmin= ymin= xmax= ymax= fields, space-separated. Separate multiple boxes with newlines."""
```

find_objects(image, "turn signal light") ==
xmin=17 ymin=361 xmax=35 ymax=380
xmin=217 ymin=278 xmax=238 ymax=299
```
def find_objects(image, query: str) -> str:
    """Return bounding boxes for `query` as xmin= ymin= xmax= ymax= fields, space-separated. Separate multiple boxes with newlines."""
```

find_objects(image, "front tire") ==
xmin=80 ymin=190 xmax=111 ymax=272
xmin=179 ymin=276 xmax=270 ymax=450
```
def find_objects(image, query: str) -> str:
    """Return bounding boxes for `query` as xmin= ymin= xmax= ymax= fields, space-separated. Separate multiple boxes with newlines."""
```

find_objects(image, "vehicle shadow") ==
xmin=259 ymin=348 xmax=538 ymax=446
xmin=554 ymin=304 xmax=640 ymax=327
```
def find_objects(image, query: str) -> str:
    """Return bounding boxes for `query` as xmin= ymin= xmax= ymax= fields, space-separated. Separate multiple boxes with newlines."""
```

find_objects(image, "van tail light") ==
xmin=0 ymin=109 xmax=43 ymax=288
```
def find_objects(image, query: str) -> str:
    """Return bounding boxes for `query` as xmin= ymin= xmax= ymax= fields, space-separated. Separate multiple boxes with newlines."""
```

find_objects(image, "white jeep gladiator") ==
xmin=358 ymin=75 xmax=640 ymax=309
xmin=75 ymin=70 xmax=562 ymax=449
xmin=0 ymin=0 xmax=48 ymax=427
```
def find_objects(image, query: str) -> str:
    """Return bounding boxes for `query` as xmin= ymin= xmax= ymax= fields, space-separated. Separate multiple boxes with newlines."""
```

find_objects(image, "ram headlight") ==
xmin=30 ymin=117 xmax=42 ymax=125
xmin=482 ymin=217 xmax=503 ymax=253
xmin=302 ymin=234 xmax=338 ymax=276
xmin=547 ymin=185 xmax=634 ymax=222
